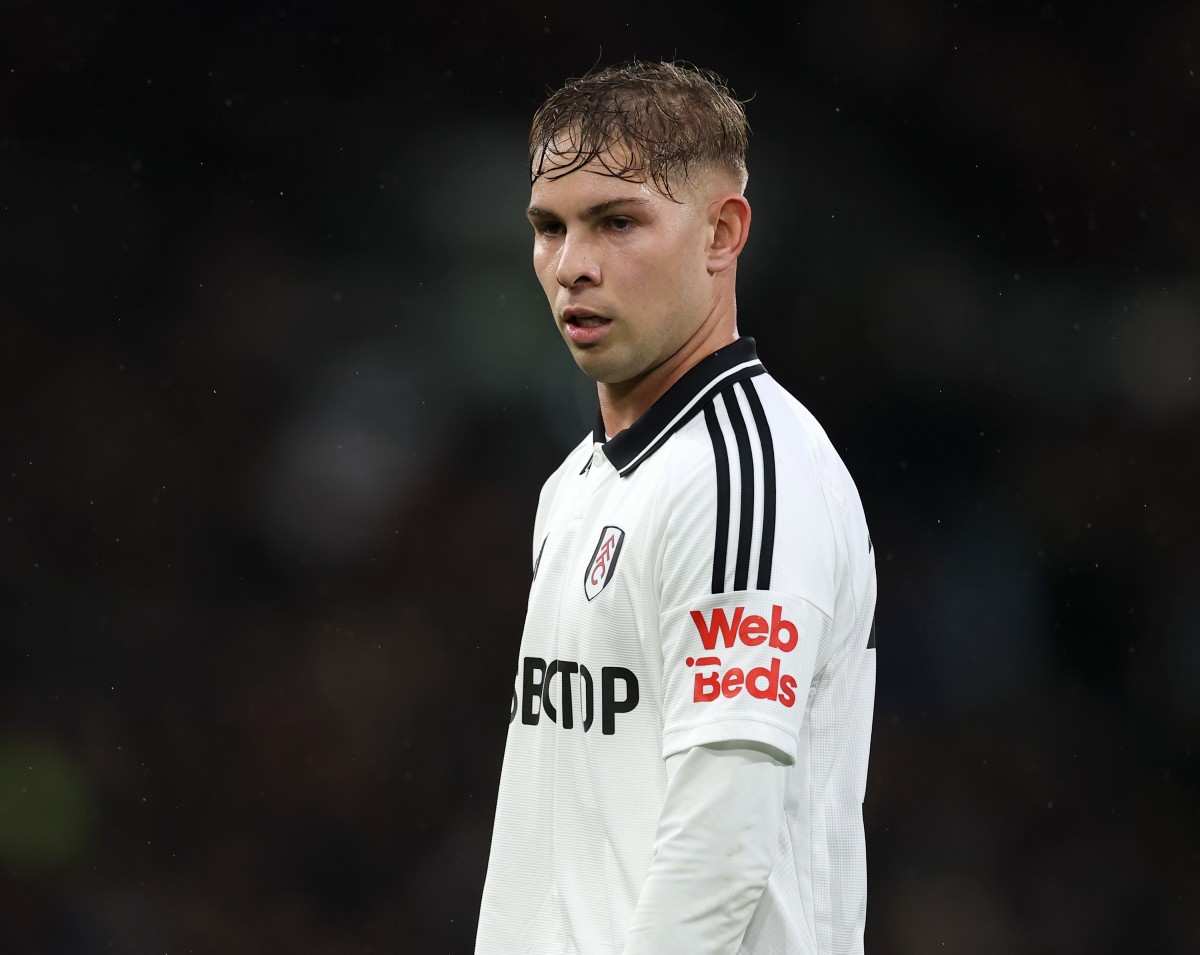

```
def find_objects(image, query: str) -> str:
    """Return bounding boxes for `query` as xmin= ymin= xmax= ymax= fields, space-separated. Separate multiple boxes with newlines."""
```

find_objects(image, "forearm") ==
xmin=622 ymin=742 xmax=788 ymax=955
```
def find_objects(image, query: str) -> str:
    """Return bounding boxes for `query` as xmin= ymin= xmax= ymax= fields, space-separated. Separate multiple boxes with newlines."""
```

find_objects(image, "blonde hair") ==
xmin=530 ymin=59 xmax=750 ymax=198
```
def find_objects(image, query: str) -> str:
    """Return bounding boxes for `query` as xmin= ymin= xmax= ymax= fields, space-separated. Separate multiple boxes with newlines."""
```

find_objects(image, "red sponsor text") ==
xmin=686 ymin=605 xmax=800 ymax=707
xmin=689 ymin=604 xmax=798 ymax=653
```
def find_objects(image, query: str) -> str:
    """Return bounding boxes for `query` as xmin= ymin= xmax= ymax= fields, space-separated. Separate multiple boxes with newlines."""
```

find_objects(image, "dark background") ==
xmin=2 ymin=1 xmax=1198 ymax=952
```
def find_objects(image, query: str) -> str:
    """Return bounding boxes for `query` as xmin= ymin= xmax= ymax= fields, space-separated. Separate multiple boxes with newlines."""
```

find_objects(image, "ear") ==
xmin=706 ymin=194 xmax=751 ymax=274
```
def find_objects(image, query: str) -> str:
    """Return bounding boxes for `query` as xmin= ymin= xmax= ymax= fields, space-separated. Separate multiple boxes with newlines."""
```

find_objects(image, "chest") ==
xmin=526 ymin=452 xmax=662 ymax=660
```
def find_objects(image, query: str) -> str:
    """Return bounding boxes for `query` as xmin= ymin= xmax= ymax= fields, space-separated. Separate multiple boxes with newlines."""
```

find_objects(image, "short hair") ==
xmin=529 ymin=59 xmax=750 ymax=198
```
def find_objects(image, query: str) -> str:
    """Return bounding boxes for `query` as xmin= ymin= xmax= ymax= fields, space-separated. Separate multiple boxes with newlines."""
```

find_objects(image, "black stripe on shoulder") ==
xmin=721 ymin=386 xmax=755 ymax=592
xmin=702 ymin=403 xmax=731 ymax=595
xmin=867 ymin=614 xmax=876 ymax=649
xmin=741 ymin=378 xmax=776 ymax=590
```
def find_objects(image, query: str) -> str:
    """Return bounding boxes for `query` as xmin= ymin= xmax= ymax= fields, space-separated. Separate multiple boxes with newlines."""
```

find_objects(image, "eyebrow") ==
xmin=526 ymin=197 xmax=651 ymax=220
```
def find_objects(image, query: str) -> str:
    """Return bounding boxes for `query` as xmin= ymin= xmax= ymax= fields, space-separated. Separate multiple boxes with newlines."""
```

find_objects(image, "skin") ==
xmin=527 ymin=144 xmax=752 ymax=436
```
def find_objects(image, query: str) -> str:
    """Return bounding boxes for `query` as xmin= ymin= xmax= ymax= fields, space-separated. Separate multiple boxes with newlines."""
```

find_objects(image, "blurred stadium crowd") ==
xmin=2 ymin=2 xmax=1197 ymax=952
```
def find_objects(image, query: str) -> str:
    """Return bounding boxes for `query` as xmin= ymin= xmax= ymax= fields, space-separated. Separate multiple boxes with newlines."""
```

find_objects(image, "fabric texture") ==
xmin=621 ymin=742 xmax=788 ymax=955
xmin=476 ymin=338 xmax=877 ymax=955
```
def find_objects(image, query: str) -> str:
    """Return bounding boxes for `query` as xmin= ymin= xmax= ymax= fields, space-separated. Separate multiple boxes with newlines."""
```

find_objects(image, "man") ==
xmin=476 ymin=60 xmax=877 ymax=955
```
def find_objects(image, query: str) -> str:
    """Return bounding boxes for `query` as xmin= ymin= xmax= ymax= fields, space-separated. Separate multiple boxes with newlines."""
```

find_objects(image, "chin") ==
xmin=571 ymin=355 xmax=610 ymax=382
xmin=571 ymin=351 xmax=622 ymax=384
xmin=580 ymin=360 xmax=653 ymax=391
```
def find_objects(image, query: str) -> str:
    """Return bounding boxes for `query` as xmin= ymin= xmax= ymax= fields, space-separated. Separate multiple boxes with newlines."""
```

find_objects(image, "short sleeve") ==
xmin=652 ymin=410 xmax=838 ymax=763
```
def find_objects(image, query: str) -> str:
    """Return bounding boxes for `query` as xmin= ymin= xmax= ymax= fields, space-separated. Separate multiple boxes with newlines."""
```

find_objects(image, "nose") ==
xmin=556 ymin=233 xmax=600 ymax=288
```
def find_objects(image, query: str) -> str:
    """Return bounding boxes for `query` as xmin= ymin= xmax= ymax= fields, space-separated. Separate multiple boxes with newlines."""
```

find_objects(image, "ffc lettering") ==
xmin=583 ymin=526 xmax=625 ymax=601
xmin=686 ymin=604 xmax=800 ymax=707
xmin=510 ymin=656 xmax=640 ymax=735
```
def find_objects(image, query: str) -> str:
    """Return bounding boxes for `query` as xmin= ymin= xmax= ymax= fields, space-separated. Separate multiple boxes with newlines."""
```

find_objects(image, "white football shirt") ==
xmin=476 ymin=337 xmax=877 ymax=955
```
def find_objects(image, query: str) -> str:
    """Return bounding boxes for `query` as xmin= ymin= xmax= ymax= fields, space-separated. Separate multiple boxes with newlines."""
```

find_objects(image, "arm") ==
xmin=622 ymin=741 xmax=788 ymax=955
xmin=634 ymin=420 xmax=837 ymax=952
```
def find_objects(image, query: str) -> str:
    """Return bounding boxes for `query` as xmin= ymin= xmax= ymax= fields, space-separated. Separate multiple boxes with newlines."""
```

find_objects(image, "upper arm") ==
xmin=653 ymin=404 xmax=838 ymax=763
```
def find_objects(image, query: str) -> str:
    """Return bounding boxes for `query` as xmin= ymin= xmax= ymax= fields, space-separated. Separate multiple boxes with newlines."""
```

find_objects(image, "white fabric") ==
xmin=622 ymin=742 xmax=787 ymax=955
xmin=476 ymin=347 xmax=875 ymax=955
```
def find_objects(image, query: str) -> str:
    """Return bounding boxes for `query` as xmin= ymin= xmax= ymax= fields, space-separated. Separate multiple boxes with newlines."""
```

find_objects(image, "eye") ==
xmin=532 ymin=220 xmax=564 ymax=237
xmin=607 ymin=216 xmax=634 ymax=232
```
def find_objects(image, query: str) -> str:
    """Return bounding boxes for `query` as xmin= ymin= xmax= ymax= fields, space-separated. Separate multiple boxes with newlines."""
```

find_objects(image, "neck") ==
xmin=598 ymin=310 xmax=739 ymax=437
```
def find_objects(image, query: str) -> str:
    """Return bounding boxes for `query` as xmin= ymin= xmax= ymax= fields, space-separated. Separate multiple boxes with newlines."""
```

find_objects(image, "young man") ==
xmin=475 ymin=60 xmax=877 ymax=955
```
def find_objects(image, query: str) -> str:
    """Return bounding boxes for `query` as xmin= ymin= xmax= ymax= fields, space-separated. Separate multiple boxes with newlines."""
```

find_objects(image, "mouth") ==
xmin=562 ymin=308 xmax=613 ymax=346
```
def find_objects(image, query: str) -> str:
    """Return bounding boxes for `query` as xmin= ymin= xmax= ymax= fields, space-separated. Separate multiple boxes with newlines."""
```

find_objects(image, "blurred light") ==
xmin=0 ymin=734 xmax=90 ymax=869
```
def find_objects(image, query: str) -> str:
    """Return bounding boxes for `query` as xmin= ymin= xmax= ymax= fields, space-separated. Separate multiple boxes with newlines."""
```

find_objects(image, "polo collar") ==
xmin=594 ymin=337 xmax=766 ymax=476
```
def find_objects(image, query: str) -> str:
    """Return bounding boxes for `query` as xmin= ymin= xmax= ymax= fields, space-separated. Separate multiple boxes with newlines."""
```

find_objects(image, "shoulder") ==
xmin=538 ymin=432 xmax=594 ymax=497
xmin=532 ymin=431 xmax=592 ymax=511
xmin=660 ymin=372 xmax=833 ymax=490
xmin=639 ymin=371 xmax=835 ymax=507
xmin=749 ymin=374 xmax=862 ymax=498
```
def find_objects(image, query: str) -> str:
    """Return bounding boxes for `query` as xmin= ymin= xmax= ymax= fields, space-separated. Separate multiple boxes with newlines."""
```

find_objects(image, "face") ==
xmin=526 ymin=149 xmax=717 ymax=388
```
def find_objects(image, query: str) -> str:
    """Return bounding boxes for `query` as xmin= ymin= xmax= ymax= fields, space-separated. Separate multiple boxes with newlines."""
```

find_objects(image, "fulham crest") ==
xmin=584 ymin=526 xmax=625 ymax=601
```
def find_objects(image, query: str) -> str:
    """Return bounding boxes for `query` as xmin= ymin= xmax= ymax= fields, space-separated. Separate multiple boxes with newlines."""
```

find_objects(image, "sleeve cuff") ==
xmin=662 ymin=716 xmax=797 ymax=765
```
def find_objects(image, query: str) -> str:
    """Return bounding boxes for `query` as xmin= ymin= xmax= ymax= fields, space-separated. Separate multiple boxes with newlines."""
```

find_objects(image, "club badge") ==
xmin=584 ymin=526 xmax=625 ymax=601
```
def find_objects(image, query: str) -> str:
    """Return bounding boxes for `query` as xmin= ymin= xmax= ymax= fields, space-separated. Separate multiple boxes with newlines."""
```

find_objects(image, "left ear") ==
xmin=706 ymin=194 xmax=751 ymax=273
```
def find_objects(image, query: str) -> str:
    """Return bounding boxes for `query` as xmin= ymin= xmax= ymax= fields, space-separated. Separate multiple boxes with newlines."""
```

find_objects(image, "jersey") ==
xmin=475 ymin=337 xmax=877 ymax=955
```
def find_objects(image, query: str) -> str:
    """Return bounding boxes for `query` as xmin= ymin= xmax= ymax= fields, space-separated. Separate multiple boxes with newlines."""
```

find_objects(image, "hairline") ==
xmin=531 ymin=139 xmax=747 ymax=203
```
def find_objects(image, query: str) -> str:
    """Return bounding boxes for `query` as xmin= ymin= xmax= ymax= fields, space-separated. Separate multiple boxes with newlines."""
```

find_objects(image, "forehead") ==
xmin=530 ymin=138 xmax=698 ymax=214
xmin=529 ymin=160 xmax=659 ymax=209
xmin=534 ymin=129 xmax=638 ymax=179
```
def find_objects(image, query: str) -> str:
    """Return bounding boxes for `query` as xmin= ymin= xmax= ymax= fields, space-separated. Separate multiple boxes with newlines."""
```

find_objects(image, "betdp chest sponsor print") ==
xmin=686 ymin=603 xmax=800 ymax=708
xmin=508 ymin=525 xmax=640 ymax=736
xmin=510 ymin=657 xmax=640 ymax=735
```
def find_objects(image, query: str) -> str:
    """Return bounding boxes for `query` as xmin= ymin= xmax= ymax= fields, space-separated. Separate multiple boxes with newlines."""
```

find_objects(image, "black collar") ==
xmin=594 ymin=337 xmax=766 ymax=476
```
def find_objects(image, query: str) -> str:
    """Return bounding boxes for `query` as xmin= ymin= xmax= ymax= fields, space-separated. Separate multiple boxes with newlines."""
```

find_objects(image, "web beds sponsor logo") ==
xmin=686 ymin=604 xmax=799 ymax=707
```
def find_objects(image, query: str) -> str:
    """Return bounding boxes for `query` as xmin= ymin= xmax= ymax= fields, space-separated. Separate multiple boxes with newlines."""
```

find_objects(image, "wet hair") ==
xmin=529 ymin=59 xmax=750 ymax=198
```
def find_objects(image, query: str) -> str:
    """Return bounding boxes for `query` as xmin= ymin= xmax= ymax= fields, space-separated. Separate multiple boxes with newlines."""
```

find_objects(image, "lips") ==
xmin=562 ymin=308 xmax=613 ymax=345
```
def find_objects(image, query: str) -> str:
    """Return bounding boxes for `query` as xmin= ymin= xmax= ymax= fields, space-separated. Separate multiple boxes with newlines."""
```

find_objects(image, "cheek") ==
xmin=532 ymin=246 xmax=558 ymax=290
xmin=635 ymin=234 xmax=705 ymax=301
